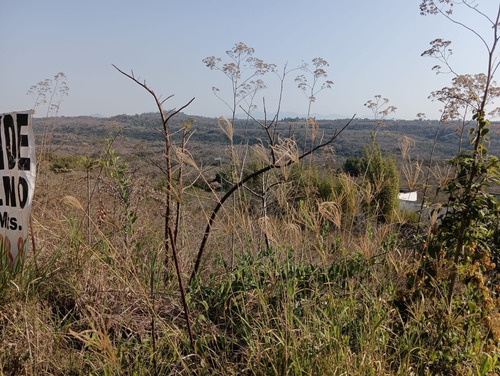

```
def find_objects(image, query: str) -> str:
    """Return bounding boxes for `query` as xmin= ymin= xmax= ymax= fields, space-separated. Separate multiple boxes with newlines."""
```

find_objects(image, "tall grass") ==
xmin=0 ymin=140 xmax=497 ymax=375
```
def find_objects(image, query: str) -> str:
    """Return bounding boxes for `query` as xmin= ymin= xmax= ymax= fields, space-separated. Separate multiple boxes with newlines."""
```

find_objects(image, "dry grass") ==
xmin=0 ymin=140 xmax=498 ymax=375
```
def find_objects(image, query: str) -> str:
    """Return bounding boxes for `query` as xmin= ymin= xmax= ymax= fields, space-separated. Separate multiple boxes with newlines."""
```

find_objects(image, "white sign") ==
xmin=0 ymin=111 xmax=36 ymax=263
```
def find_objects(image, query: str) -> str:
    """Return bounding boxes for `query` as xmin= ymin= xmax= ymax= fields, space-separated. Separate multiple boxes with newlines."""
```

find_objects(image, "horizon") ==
xmin=27 ymin=110 xmax=468 ymax=123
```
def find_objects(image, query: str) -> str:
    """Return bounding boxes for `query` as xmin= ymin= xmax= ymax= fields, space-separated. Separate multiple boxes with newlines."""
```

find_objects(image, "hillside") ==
xmin=33 ymin=112 xmax=500 ymax=166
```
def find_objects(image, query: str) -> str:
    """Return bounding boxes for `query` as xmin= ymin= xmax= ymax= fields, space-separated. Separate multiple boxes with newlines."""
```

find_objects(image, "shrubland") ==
xmin=1 ymin=2 xmax=500 ymax=375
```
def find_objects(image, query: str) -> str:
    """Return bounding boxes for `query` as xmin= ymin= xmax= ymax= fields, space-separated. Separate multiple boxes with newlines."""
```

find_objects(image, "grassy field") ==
xmin=0 ymin=115 xmax=499 ymax=376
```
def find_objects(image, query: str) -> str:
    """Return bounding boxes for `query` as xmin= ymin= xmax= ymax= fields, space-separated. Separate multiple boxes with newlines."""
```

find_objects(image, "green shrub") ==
xmin=362 ymin=136 xmax=399 ymax=222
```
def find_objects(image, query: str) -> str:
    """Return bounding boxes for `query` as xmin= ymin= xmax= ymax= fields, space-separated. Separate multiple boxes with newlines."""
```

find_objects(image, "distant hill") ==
xmin=33 ymin=113 xmax=500 ymax=166
xmin=235 ymin=111 xmax=348 ymax=120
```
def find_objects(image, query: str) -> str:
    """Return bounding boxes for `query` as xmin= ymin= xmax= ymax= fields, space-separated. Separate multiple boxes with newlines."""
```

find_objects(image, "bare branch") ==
xmin=112 ymin=64 xmax=195 ymax=127
xmin=189 ymin=115 xmax=355 ymax=284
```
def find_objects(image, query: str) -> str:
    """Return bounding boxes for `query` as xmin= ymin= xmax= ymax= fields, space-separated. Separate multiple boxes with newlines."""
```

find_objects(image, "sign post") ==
xmin=0 ymin=111 xmax=36 ymax=263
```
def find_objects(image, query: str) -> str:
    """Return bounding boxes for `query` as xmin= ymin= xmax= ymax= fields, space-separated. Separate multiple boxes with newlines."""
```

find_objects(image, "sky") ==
xmin=0 ymin=0 xmax=498 ymax=120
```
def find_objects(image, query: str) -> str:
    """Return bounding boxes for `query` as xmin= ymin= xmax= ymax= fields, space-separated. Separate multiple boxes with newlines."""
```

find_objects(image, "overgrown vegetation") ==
xmin=1 ymin=2 xmax=500 ymax=375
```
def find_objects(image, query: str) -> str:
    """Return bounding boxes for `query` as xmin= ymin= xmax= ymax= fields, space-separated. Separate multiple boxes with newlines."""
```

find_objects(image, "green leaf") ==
xmin=479 ymin=353 xmax=493 ymax=376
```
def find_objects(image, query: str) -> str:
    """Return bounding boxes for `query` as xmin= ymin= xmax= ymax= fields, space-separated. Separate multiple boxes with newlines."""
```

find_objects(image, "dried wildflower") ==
xmin=203 ymin=42 xmax=275 ymax=116
xmin=295 ymin=57 xmax=334 ymax=118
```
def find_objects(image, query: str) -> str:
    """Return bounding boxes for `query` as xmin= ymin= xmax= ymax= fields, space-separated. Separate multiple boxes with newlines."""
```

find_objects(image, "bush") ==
xmin=362 ymin=137 xmax=399 ymax=222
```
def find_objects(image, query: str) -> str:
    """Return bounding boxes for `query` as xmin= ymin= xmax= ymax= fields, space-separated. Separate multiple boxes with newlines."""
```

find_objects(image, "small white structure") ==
xmin=398 ymin=190 xmax=417 ymax=202
xmin=398 ymin=190 xmax=419 ymax=211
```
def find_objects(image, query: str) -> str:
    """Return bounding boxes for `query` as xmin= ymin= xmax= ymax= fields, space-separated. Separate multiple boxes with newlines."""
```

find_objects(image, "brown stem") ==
xmin=111 ymin=64 xmax=194 ymax=270
xmin=168 ymin=227 xmax=195 ymax=349
xmin=174 ymin=126 xmax=189 ymax=245
xmin=29 ymin=215 xmax=37 ymax=273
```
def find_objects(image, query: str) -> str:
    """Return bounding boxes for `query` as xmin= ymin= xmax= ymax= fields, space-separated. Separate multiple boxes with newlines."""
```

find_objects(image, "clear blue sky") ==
xmin=0 ymin=0 xmax=497 ymax=120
